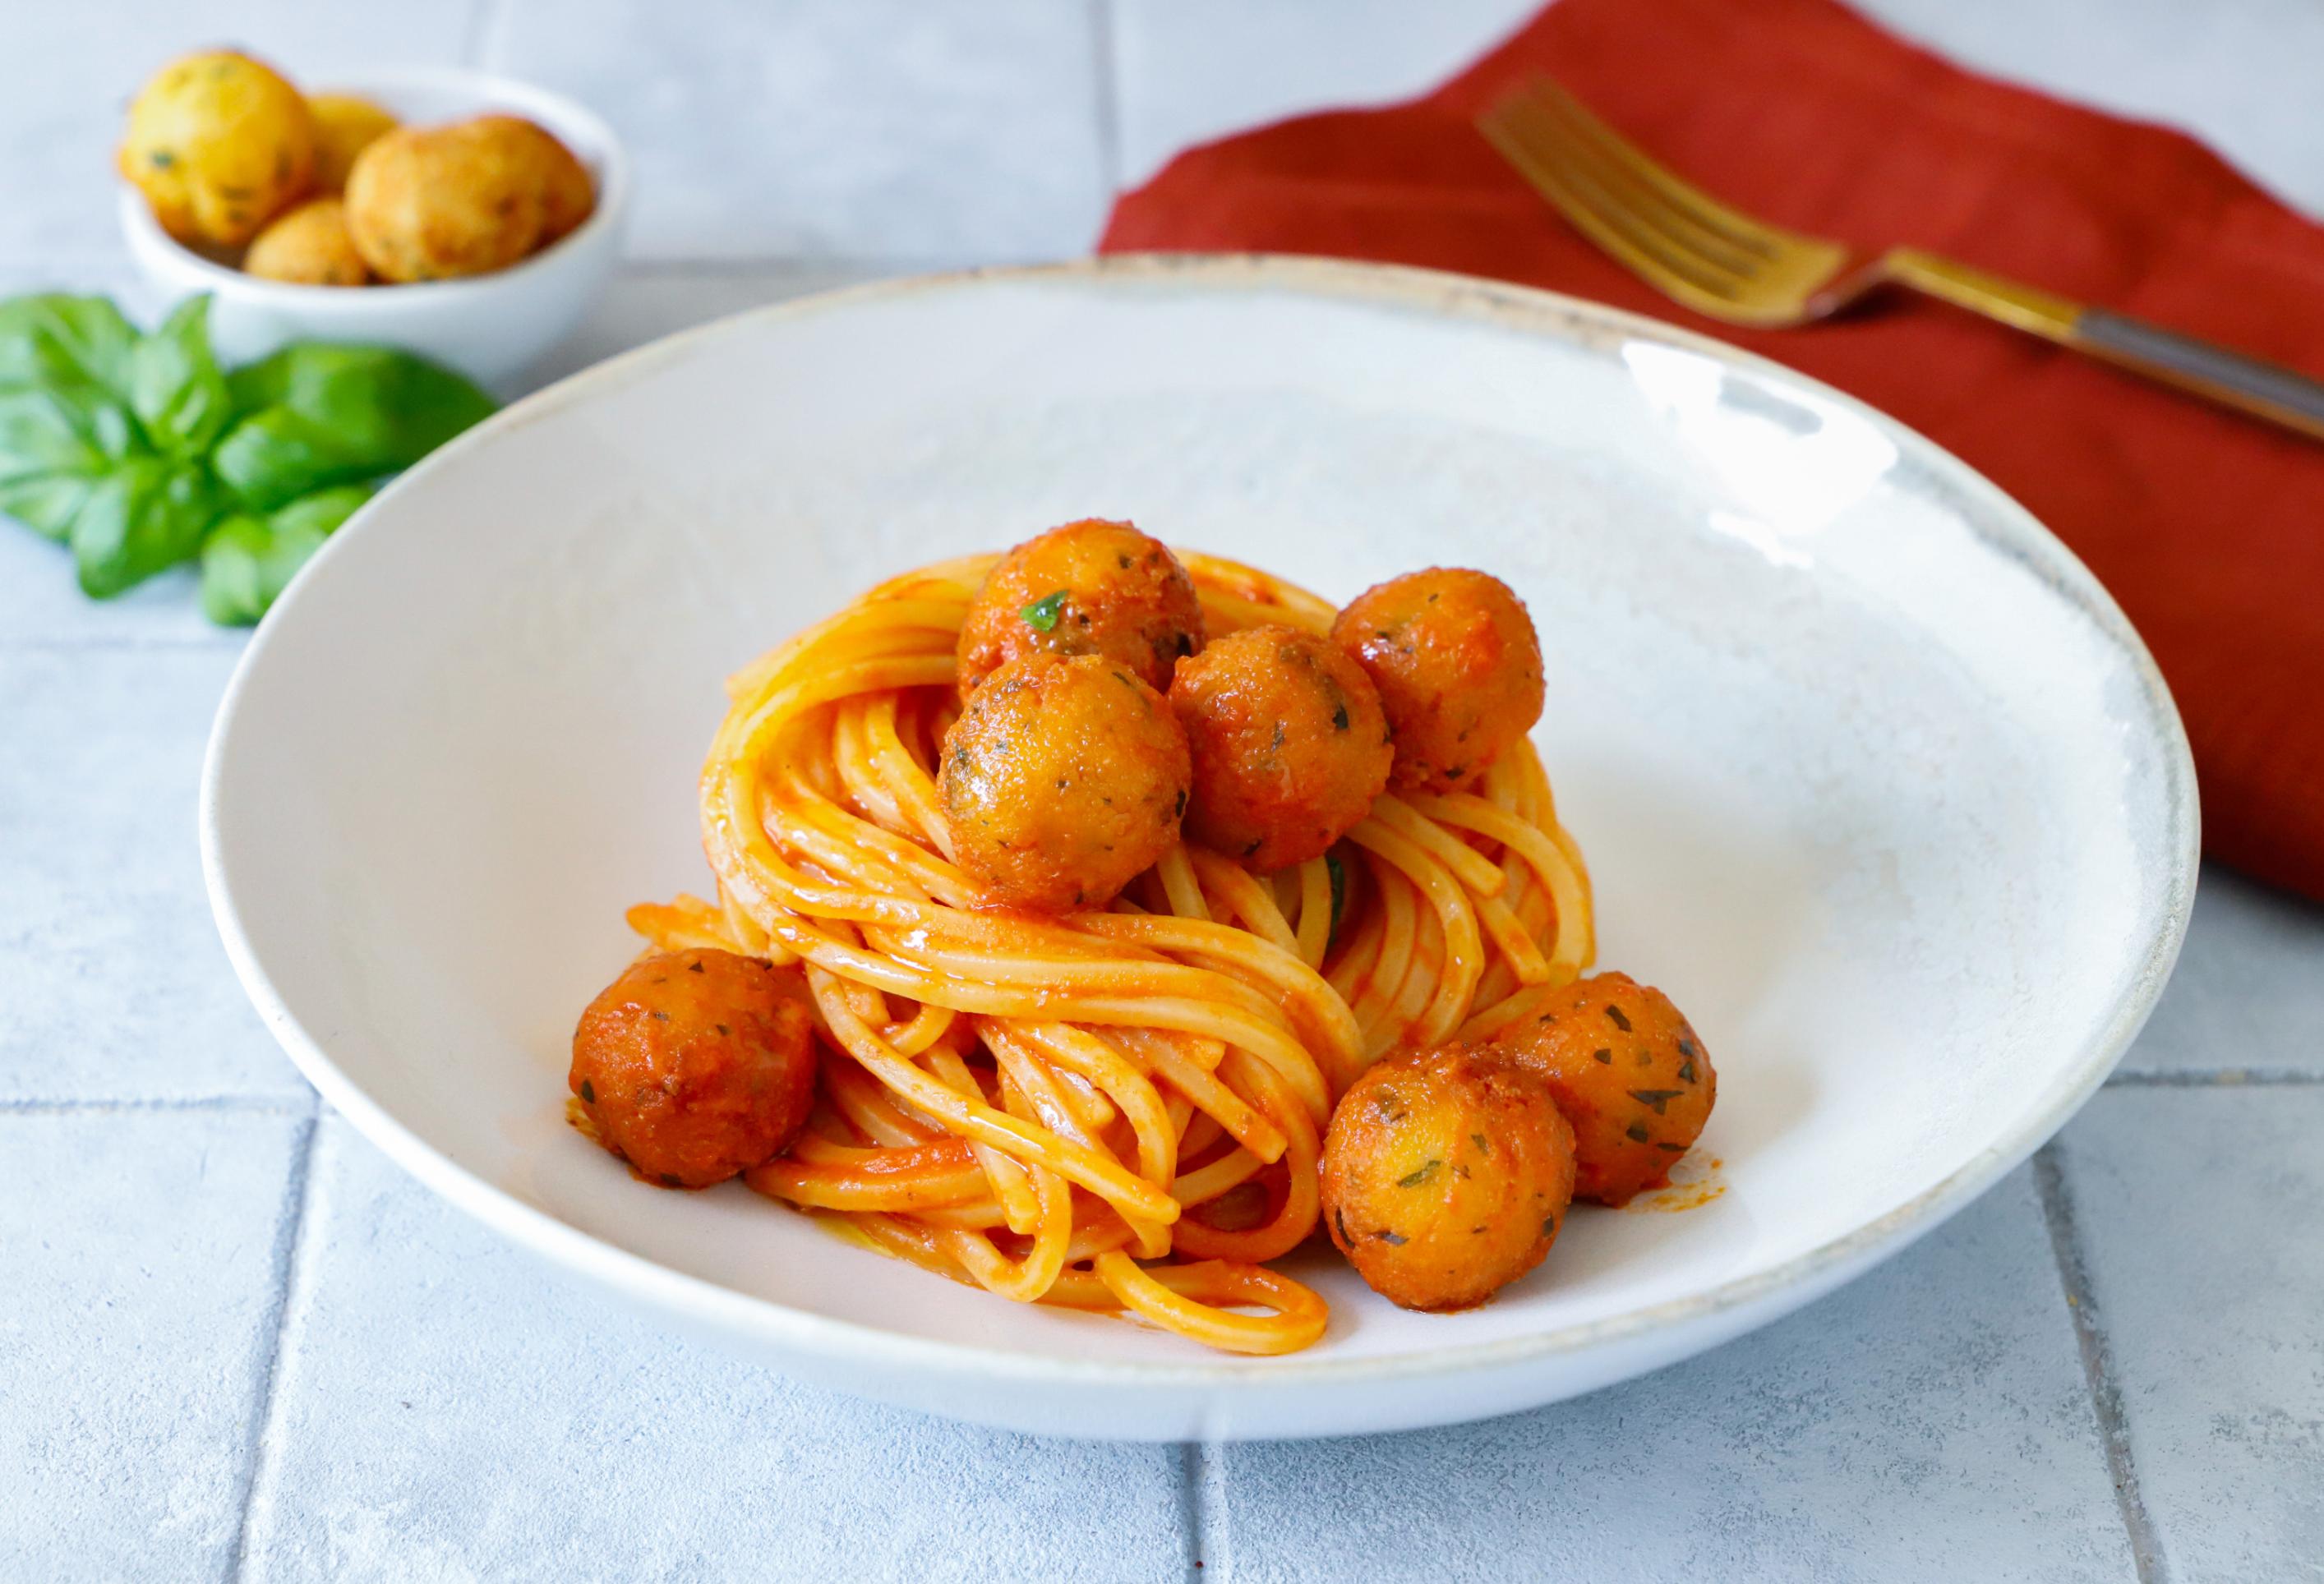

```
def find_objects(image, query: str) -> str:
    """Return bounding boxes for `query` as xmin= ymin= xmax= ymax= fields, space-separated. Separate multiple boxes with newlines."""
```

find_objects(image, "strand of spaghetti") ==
xmin=809 ymin=968 xmax=1181 ymax=1227
xmin=1090 ymin=1252 xmax=1327 ymax=1355
xmin=1476 ymin=892 xmax=1553 ymax=985
xmin=1073 ymin=913 xmax=1361 ymax=1066
xmin=625 ymin=896 xmax=749 ymax=955
xmin=1347 ymin=814 xmax=1485 ymax=1047
xmin=879 ymin=1000 xmax=957 ymax=1058
xmin=1171 ymin=1145 xmax=1266 ymax=1205
xmin=824 ymin=1057 xmax=942 ymax=1144
xmin=1187 ymin=847 xmax=1303 ymax=957
xmin=828 ymin=700 xmax=906 ymax=836
xmin=934 ymin=1159 xmax=1072 ymax=1304
xmin=988 ymin=1028 xmax=1169 ymax=1259
xmin=1155 ymin=843 xmax=1210 ymax=922
xmin=745 ymin=1138 xmax=985 ymax=1213
xmin=861 ymin=693 xmax=953 ymax=856
xmin=923 ymin=1043 xmax=1041 ymax=1236
xmin=1343 ymin=850 xmax=1418 ymax=1053
xmin=1293 ymin=856 xmax=1333 ymax=969
xmin=1405 ymin=789 xmax=1591 ymax=981
xmin=1104 ymin=1025 xmax=1227 ymax=1075
xmin=1367 ymin=796 xmax=1506 ymax=896
xmin=1008 ymin=1023 xmax=1178 ymax=1193
xmin=1139 ymin=1038 xmax=1287 ymax=1162
xmin=722 ymin=597 xmax=966 ymax=702
xmin=1169 ymin=1052 xmax=1320 ymax=1264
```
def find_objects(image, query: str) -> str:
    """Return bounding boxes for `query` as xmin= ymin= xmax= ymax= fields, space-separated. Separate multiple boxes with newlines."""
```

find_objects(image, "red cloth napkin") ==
xmin=1102 ymin=0 xmax=2324 ymax=900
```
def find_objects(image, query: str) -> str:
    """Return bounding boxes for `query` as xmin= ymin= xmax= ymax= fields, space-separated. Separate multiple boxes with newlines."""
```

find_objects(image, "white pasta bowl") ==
xmin=201 ymin=256 xmax=2196 ymax=1441
xmin=119 ymin=68 xmax=629 ymax=386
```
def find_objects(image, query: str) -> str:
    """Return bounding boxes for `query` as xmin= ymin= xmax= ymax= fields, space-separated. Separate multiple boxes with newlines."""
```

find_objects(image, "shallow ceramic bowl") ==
xmin=120 ymin=68 xmax=629 ymax=385
xmin=201 ymin=256 xmax=2196 ymax=1441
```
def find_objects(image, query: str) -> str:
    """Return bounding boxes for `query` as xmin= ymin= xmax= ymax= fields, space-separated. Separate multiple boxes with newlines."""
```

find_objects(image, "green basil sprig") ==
xmin=0 ymin=292 xmax=496 ymax=622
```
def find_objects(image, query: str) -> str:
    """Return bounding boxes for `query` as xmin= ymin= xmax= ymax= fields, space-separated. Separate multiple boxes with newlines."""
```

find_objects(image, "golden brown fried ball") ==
xmin=569 ymin=948 xmax=818 ymax=1189
xmin=242 ymin=198 xmax=369 ymax=286
xmin=1168 ymin=624 xmax=1391 ymax=871
xmin=938 ymin=652 xmax=1192 ymax=913
xmin=1323 ymin=1042 xmax=1578 ymax=1311
xmin=1332 ymin=568 xmax=1545 ymax=792
xmin=344 ymin=118 xmax=547 ymax=282
xmin=957 ymin=519 xmax=1206 ymax=693
xmin=118 ymin=50 xmax=317 ymax=249
xmin=1487 ymin=971 xmax=1714 ymax=1206
xmin=472 ymin=114 xmax=595 ymax=243
xmin=306 ymin=93 xmax=398 ymax=193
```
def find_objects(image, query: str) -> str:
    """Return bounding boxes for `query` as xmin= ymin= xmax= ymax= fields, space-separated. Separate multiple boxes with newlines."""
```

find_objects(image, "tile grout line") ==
xmin=2104 ymin=1067 xmax=2322 ymax=1088
xmin=462 ymin=0 xmax=518 ymax=71
xmin=0 ymin=1093 xmax=315 ymax=1116
xmin=224 ymin=1110 xmax=328 ymax=1583
xmin=1177 ymin=1442 xmax=1204 ymax=1579
xmin=1091 ymin=0 xmax=1124 ymax=198
xmin=1187 ymin=1439 xmax=1229 ymax=1580
xmin=2033 ymin=1142 xmax=2165 ymax=1584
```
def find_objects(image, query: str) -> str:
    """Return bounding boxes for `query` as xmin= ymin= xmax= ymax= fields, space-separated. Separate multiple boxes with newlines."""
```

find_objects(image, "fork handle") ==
xmin=2073 ymin=311 xmax=2324 ymax=439
xmin=1884 ymin=248 xmax=2324 ymax=442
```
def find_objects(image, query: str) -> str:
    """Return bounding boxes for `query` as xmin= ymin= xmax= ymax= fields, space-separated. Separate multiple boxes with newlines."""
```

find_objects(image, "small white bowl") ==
xmin=120 ymin=68 xmax=629 ymax=386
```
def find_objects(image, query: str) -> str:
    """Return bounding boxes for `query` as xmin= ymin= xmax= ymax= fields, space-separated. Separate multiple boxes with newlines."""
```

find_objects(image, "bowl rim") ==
xmin=200 ymin=251 xmax=2202 ymax=1392
xmin=118 ymin=64 xmax=631 ymax=307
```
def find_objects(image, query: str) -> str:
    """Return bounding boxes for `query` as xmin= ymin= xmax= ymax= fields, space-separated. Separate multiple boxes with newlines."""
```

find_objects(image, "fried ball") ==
xmin=307 ymin=93 xmax=398 ymax=193
xmin=938 ymin=652 xmax=1192 ymax=913
xmin=1487 ymin=971 xmax=1715 ymax=1205
xmin=243 ymin=198 xmax=369 ymax=286
xmin=344 ymin=119 xmax=547 ymax=282
xmin=1323 ymin=1042 xmax=1578 ymax=1311
xmin=569 ymin=948 xmax=818 ymax=1189
xmin=1169 ymin=624 xmax=1392 ymax=871
xmin=118 ymin=50 xmax=317 ymax=249
xmin=471 ymin=114 xmax=595 ymax=243
xmin=1332 ymin=568 xmax=1545 ymax=791
xmin=957 ymin=519 xmax=1206 ymax=693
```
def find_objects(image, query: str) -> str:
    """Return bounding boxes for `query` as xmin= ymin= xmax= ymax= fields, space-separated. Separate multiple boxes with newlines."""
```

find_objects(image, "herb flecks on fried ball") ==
xmin=1323 ymin=1042 xmax=1578 ymax=1311
xmin=1332 ymin=568 xmax=1545 ymax=792
xmin=958 ymin=519 xmax=1206 ymax=694
xmin=1487 ymin=971 xmax=1714 ymax=1205
xmin=938 ymin=652 xmax=1192 ymax=913
xmin=1169 ymin=624 xmax=1391 ymax=871
xmin=119 ymin=50 xmax=317 ymax=249
xmin=569 ymin=948 xmax=818 ymax=1189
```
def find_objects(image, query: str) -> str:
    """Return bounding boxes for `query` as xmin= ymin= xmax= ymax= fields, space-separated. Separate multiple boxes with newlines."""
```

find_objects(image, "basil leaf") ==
xmin=129 ymin=295 xmax=232 ymax=459
xmin=1020 ymin=589 xmax=1068 ymax=632
xmin=70 ymin=457 xmax=224 ymax=598
xmin=0 ymin=382 xmax=144 ymax=541
xmin=199 ymin=482 xmax=373 ymax=625
xmin=0 ymin=294 xmax=139 ymax=404
xmin=214 ymin=344 xmax=496 ymax=509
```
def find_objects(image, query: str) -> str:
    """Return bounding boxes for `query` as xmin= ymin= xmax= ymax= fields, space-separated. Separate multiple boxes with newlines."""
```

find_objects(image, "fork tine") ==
xmin=1510 ymin=85 xmax=1778 ymax=279
xmin=1479 ymin=99 xmax=1750 ymax=310
xmin=1517 ymin=82 xmax=1804 ymax=260
xmin=1492 ymin=90 xmax=1768 ymax=286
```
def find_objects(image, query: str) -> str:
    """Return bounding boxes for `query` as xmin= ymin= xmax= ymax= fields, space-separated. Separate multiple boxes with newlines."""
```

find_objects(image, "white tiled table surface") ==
xmin=5 ymin=3 xmax=2322 ymax=1579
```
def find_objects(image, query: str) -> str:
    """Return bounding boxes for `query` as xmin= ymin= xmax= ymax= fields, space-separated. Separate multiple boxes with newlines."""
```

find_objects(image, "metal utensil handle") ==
xmin=2076 ymin=308 xmax=2324 ymax=440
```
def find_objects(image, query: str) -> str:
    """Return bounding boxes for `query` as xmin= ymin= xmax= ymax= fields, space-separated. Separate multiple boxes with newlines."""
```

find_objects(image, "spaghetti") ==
xmin=621 ymin=551 xmax=1595 ymax=1354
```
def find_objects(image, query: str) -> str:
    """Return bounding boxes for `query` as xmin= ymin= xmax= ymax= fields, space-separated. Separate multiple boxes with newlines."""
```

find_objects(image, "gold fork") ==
xmin=1478 ymin=79 xmax=2324 ymax=441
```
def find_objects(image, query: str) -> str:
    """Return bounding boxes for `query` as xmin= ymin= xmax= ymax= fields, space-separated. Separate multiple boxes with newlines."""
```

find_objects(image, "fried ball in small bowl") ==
xmin=243 ymin=198 xmax=369 ymax=286
xmin=471 ymin=114 xmax=596 ymax=243
xmin=1332 ymin=568 xmax=1545 ymax=792
xmin=958 ymin=519 xmax=1206 ymax=693
xmin=344 ymin=118 xmax=549 ymax=282
xmin=1323 ymin=1042 xmax=1578 ymax=1311
xmin=1169 ymin=624 xmax=1392 ymax=870
xmin=118 ymin=49 xmax=317 ymax=250
xmin=569 ymin=948 xmax=818 ymax=1189
xmin=307 ymin=93 xmax=398 ymax=193
xmin=1488 ymin=970 xmax=1714 ymax=1205
xmin=938 ymin=652 xmax=1192 ymax=913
